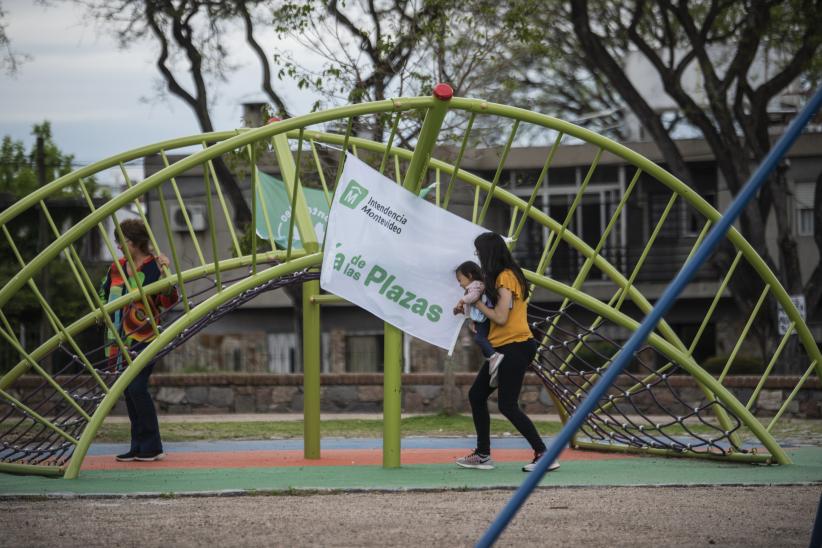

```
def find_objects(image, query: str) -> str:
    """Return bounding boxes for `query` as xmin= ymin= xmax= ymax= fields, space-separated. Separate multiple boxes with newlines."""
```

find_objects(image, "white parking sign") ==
xmin=777 ymin=295 xmax=806 ymax=335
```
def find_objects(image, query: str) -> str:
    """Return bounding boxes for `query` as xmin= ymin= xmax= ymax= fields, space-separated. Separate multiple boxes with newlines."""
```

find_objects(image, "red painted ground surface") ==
xmin=82 ymin=448 xmax=633 ymax=471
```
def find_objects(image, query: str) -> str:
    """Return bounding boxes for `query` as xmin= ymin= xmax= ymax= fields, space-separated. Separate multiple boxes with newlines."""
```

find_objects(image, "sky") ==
xmin=1 ymin=1 xmax=321 ymax=186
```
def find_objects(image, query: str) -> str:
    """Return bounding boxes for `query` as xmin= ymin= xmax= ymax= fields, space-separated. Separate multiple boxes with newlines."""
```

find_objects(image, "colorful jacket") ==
xmin=98 ymin=256 xmax=178 ymax=367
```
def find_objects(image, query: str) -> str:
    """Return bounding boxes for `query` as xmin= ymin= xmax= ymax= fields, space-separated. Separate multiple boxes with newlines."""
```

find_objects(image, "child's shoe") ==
xmin=488 ymin=352 xmax=504 ymax=387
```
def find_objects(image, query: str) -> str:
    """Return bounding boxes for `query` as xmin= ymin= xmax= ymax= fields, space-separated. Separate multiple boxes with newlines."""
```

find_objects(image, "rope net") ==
xmin=0 ymin=268 xmax=318 ymax=469
xmin=2 ymin=274 xmax=757 ymax=468
xmin=528 ymin=303 xmax=747 ymax=457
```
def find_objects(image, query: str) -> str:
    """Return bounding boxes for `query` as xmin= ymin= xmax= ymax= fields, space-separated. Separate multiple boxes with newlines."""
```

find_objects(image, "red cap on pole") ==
xmin=433 ymin=83 xmax=454 ymax=101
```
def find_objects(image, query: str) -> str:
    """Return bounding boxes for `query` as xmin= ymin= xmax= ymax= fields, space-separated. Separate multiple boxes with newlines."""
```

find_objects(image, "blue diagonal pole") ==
xmin=810 ymin=491 xmax=822 ymax=548
xmin=477 ymin=84 xmax=822 ymax=548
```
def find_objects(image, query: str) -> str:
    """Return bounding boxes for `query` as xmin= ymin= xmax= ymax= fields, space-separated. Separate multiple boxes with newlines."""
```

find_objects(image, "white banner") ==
xmin=321 ymin=154 xmax=487 ymax=352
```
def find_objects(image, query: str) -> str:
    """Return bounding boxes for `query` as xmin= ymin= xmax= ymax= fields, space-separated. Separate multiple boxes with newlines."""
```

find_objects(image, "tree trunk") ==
xmin=803 ymin=169 xmax=822 ymax=319
xmin=771 ymin=167 xmax=804 ymax=293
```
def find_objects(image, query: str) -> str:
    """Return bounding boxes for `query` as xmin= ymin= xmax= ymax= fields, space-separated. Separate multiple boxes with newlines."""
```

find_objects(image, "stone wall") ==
xmin=9 ymin=373 xmax=820 ymax=418
xmin=110 ymin=373 xmax=821 ymax=418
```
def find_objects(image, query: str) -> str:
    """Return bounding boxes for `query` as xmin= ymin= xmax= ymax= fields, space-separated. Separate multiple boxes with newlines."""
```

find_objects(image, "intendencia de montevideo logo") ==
xmin=340 ymin=179 xmax=368 ymax=208
xmin=340 ymin=178 xmax=407 ymax=234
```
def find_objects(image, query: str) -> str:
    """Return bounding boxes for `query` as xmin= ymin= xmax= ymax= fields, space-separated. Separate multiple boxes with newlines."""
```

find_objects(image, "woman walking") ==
xmin=455 ymin=232 xmax=558 ymax=472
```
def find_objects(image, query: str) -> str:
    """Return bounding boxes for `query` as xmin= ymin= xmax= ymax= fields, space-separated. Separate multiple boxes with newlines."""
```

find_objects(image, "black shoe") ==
xmin=134 ymin=451 xmax=166 ymax=462
xmin=115 ymin=450 xmax=138 ymax=462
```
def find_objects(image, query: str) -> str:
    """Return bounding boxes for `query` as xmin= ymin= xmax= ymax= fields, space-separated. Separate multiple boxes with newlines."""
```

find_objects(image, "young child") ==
xmin=454 ymin=261 xmax=504 ymax=387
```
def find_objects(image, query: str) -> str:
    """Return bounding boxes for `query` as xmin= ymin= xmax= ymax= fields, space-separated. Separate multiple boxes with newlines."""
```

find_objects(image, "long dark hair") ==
xmin=474 ymin=232 xmax=529 ymax=302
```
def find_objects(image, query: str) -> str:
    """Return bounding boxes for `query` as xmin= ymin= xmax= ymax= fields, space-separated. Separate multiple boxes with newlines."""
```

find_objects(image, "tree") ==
xmin=1 ymin=123 xmax=91 ymax=196
xmin=275 ymin=0 xmax=449 ymax=105
xmin=272 ymin=0 xmax=525 ymax=146
xmin=272 ymin=0 xmax=622 ymax=146
xmin=500 ymin=3 xmax=625 ymax=138
xmin=806 ymin=167 xmax=822 ymax=322
xmin=272 ymin=0 xmax=447 ymax=143
xmin=74 ymin=0 xmax=299 ymax=227
xmin=0 ymin=123 xmax=109 ymax=372
xmin=506 ymin=0 xmax=822 ymax=367
xmin=0 ymin=0 xmax=29 ymax=76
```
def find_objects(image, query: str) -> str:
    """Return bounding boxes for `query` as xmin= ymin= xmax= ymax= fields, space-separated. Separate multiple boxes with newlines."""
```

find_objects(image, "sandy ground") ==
xmin=2 ymin=485 xmax=819 ymax=547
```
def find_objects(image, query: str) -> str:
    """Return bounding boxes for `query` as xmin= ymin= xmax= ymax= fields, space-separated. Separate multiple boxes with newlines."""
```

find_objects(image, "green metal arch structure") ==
xmin=0 ymin=92 xmax=819 ymax=478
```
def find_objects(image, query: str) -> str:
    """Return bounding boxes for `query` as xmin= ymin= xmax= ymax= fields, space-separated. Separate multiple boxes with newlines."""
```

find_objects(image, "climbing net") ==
xmin=528 ymin=303 xmax=747 ymax=457
xmin=0 ymin=267 xmax=318 ymax=468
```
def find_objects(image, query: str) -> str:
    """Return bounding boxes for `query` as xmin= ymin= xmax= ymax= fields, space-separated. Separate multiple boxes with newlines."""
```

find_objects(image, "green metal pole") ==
xmin=401 ymin=84 xmax=453 ymax=194
xmin=271 ymin=125 xmax=323 ymax=459
xmin=383 ymin=83 xmax=453 ymax=469
xmin=383 ymin=324 xmax=403 ymax=468
xmin=271 ymin=127 xmax=320 ymax=254
xmin=302 ymin=278 xmax=321 ymax=459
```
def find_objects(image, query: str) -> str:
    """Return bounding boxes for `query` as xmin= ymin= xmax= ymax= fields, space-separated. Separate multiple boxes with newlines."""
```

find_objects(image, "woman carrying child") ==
xmin=454 ymin=232 xmax=559 ymax=473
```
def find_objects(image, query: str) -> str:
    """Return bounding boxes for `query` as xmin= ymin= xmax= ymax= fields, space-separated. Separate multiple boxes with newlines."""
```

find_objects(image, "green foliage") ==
xmin=0 ymin=122 xmax=109 ymax=372
xmin=237 ymin=222 xmax=274 ymax=257
xmin=268 ymin=0 xmax=512 ymax=121
xmin=0 ymin=121 xmax=107 ymax=199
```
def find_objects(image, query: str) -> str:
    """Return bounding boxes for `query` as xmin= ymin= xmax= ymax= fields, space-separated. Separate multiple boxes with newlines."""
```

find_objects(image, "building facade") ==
xmin=142 ymin=132 xmax=822 ymax=375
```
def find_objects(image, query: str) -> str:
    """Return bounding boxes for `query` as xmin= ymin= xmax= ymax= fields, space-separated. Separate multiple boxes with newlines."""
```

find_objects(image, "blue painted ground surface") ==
xmin=87 ymin=432 xmax=806 ymax=455
xmin=86 ymin=436 xmax=534 ymax=455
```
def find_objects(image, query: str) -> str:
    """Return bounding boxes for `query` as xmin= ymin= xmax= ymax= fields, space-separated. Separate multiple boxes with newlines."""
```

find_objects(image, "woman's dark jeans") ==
xmin=123 ymin=343 xmax=163 ymax=454
xmin=468 ymin=338 xmax=546 ymax=455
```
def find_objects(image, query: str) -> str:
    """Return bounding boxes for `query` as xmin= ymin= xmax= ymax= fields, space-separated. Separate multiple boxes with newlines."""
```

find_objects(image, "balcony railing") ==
xmin=514 ymin=243 xmax=719 ymax=285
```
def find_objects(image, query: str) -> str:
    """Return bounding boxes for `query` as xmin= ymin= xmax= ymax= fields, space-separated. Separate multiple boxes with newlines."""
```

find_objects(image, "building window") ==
xmin=648 ymin=192 xmax=680 ymax=239
xmin=798 ymin=208 xmax=814 ymax=236
xmin=510 ymin=183 xmax=625 ymax=281
xmin=796 ymin=182 xmax=815 ymax=237
xmin=346 ymin=333 xmax=384 ymax=372
xmin=513 ymin=169 xmax=543 ymax=188
xmin=681 ymin=191 xmax=716 ymax=237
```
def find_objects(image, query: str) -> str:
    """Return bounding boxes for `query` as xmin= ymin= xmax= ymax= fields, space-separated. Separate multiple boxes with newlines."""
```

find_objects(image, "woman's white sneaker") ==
xmin=522 ymin=451 xmax=560 ymax=472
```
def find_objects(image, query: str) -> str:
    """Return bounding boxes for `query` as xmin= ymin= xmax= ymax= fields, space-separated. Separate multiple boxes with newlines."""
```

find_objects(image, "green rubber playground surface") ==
xmin=1 ymin=447 xmax=820 ymax=497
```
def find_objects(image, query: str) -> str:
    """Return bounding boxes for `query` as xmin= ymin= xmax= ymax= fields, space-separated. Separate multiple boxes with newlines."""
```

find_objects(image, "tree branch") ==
xmin=145 ymin=2 xmax=199 ymax=109
xmin=570 ymin=0 xmax=692 ymax=179
xmin=236 ymin=1 xmax=291 ymax=117
xmin=327 ymin=0 xmax=377 ymax=59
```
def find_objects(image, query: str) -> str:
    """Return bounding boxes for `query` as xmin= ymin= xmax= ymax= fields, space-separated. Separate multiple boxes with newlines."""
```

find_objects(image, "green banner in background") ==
xmin=255 ymin=170 xmax=329 ymax=248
